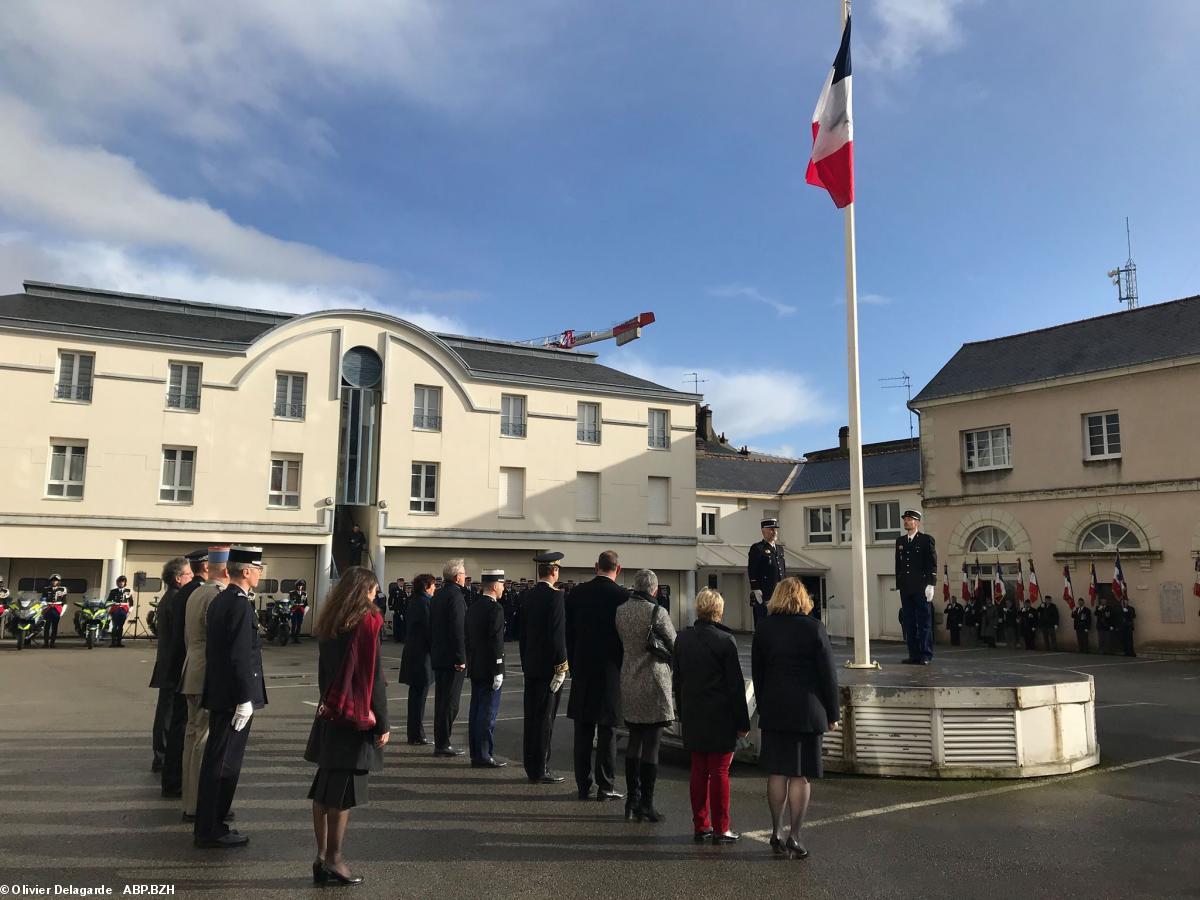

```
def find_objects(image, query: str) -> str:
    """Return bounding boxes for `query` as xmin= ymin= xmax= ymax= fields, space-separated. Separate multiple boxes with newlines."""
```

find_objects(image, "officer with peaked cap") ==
xmin=895 ymin=509 xmax=938 ymax=665
xmin=195 ymin=545 xmax=267 ymax=848
xmin=747 ymin=520 xmax=786 ymax=631
xmin=466 ymin=570 xmax=508 ymax=768
xmin=520 ymin=552 xmax=570 ymax=783
xmin=106 ymin=575 xmax=133 ymax=647
xmin=40 ymin=573 xmax=68 ymax=647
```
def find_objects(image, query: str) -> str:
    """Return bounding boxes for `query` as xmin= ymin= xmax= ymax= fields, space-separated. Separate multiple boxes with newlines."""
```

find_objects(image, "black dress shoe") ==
xmin=693 ymin=829 xmax=713 ymax=843
xmin=323 ymin=866 xmax=364 ymax=886
xmin=194 ymin=833 xmax=249 ymax=849
xmin=433 ymin=746 xmax=465 ymax=757
xmin=785 ymin=836 xmax=809 ymax=859
xmin=530 ymin=773 xmax=565 ymax=784
xmin=312 ymin=859 xmax=327 ymax=885
xmin=577 ymin=787 xmax=594 ymax=800
xmin=919 ymin=659 xmax=931 ymax=665
xmin=714 ymin=831 xmax=741 ymax=844
xmin=596 ymin=790 xmax=624 ymax=802
xmin=471 ymin=758 xmax=507 ymax=769
xmin=407 ymin=738 xmax=430 ymax=746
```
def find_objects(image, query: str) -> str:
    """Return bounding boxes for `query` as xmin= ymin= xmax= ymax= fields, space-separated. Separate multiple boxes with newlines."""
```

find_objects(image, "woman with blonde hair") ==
xmin=673 ymin=588 xmax=751 ymax=843
xmin=304 ymin=566 xmax=389 ymax=885
xmin=750 ymin=577 xmax=839 ymax=859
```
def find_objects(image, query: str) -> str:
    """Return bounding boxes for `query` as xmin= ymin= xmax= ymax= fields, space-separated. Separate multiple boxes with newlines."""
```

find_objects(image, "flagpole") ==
xmin=840 ymin=0 xmax=875 ymax=669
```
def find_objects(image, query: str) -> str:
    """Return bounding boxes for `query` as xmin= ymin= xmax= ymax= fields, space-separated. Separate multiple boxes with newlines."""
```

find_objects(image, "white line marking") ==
xmin=1095 ymin=701 xmax=1165 ymax=709
xmin=741 ymin=747 xmax=1200 ymax=844
xmin=1168 ymin=758 xmax=1200 ymax=766
xmin=302 ymin=700 xmax=318 ymax=707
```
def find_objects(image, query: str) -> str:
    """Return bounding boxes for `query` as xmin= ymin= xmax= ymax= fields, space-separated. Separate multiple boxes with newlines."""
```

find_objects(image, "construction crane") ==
xmin=520 ymin=311 xmax=656 ymax=350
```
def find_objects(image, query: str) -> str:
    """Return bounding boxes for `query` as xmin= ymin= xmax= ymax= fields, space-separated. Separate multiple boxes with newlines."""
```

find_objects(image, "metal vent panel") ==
xmin=942 ymin=710 xmax=1018 ymax=766
xmin=853 ymin=708 xmax=934 ymax=765
xmin=822 ymin=714 xmax=845 ymax=759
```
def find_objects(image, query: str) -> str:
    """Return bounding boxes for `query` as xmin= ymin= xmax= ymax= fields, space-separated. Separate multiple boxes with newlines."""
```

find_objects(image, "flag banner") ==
xmin=993 ymin=559 xmax=1005 ymax=603
xmin=806 ymin=17 xmax=854 ymax=208
xmin=974 ymin=556 xmax=982 ymax=600
xmin=943 ymin=564 xmax=950 ymax=602
xmin=1113 ymin=553 xmax=1127 ymax=601
xmin=1015 ymin=558 xmax=1026 ymax=604
xmin=1063 ymin=564 xmax=1075 ymax=608
xmin=1089 ymin=561 xmax=1099 ymax=607
xmin=1029 ymin=560 xmax=1040 ymax=604
xmin=961 ymin=561 xmax=971 ymax=603
xmin=1194 ymin=557 xmax=1200 ymax=599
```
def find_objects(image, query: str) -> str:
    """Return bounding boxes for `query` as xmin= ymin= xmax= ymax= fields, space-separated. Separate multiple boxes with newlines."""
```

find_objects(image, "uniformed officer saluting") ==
xmin=895 ymin=509 xmax=937 ymax=665
xmin=747 ymin=519 xmax=786 ymax=631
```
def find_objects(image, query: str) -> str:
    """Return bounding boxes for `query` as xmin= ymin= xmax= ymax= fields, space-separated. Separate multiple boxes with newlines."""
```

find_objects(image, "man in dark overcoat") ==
xmin=520 ymin=551 xmax=569 ymax=784
xmin=148 ymin=556 xmax=193 ymax=776
xmin=430 ymin=560 xmax=468 ymax=756
xmin=399 ymin=574 xmax=435 ymax=745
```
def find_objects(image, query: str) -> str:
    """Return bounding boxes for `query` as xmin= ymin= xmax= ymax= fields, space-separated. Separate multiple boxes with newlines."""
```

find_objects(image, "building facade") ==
xmin=912 ymin=295 xmax=1200 ymax=650
xmin=0 ymin=282 xmax=700 ymax=632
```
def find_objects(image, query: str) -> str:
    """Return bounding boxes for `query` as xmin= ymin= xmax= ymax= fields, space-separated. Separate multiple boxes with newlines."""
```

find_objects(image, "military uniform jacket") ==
xmin=747 ymin=540 xmax=787 ymax=603
xmin=429 ymin=583 xmax=467 ymax=670
xmin=148 ymin=584 xmax=184 ymax=689
xmin=1120 ymin=604 xmax=1136 ymax=632
xmin=1073 ymin=605 xmax=1092 ymax=632
xmin=180 ymin=580 xmax=223 ymax=697
xmin=399 ymin=591 xmax=433 ymax=685
xmin=962 ymin=602 xmax=978 ymax=629
xmin=1039 ymin=602 xmax=1060 ymax=628
xmin=1020 ymin=606 xmax=1039 ymax=633
xmin=894 ymin=531 xmax=938 ymax=595
xmin=465 ymin=597 xmax=505 ymax=681
xmin=201 ymin=584 xmax=268 ymax=713
xmin=1095 ymin=605 xmax=1112 ymax=632
xmin=288 ymin=589 xmax=308 ymax=608
xmin=388 ymin=585 xmax=404 ymax=612
xmin=519 ymin=581 xmax=568 ymax=678
xmin=945 ymin=601 xmax=964 ymax=629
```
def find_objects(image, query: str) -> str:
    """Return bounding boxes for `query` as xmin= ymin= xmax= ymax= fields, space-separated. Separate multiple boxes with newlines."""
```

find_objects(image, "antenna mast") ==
xmin=880 ymin=372 xmax=914 ymax=439
xmin=1106 ymin=218 xmax=1138 ymax=310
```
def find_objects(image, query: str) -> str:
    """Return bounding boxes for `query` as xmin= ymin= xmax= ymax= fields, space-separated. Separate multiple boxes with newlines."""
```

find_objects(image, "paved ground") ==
xmin=2 ymin=633 xmax=1198 ymax=899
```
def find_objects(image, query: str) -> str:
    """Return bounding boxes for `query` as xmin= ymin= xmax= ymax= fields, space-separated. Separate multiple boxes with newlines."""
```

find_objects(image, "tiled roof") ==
xmin=697 ymin=457 xmax=799 ymax=494
xmin=785 ymin=448 xmax=921 ymax=494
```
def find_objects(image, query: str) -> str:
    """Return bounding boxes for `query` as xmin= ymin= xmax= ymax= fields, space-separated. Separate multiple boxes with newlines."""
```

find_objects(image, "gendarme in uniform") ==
xmin=894 ymin=508 xmax=937 ymax=664
xmin=747 ymin=518 xmax=786 ymax=631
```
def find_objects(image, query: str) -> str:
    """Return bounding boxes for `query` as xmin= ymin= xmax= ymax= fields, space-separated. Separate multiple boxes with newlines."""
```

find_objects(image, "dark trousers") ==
xmin=290 ymin=611 xmax=304 ymax=641
xmin=194 ymin=709 xmax=251 ymax=841
xmin=1076 ymin=630 xmax=1090 ymax=653
xmin=1022 ymin=630 xmax=1037 ymax=650
xmin=406 ymin=673 xmax=430 ymax=742
xmin=162 ymin=691 xmax=189 ymax=793
xmin=900 ymin=592 xmax=933 ymax=661
xmin=43 ymin=607 xmax=61 ymax=644
xmin=1121 ymin=629 xmax=1136 ymax=657
xmin=689 ymin=751 xmax=733 ymax=834
xmin=751 ymin=602 xmax=766 ymax=631
xmin=151 ymin=687 xmax=173 ymax=768
xmin=523 ymin=677 xmax=561 ymax=780
xmin=1099 ymin=630 xmax=1115 ymax=655
xmin=468 ymin=679 xmax=502 ymax=762
xmin=110 ymin=608 xmax=128 ymax=643
xmin=949 ymin=627 xmax=961 ymax=646
xmin=573 ymin=721 xmax=617 ymax=794
xmin=392 ymin=613 xmax=405 ymax=643
xmin=433 ymin=668 xmax=464 ymax=750
xmin=1040 ymin=627 xmax=1057 ymax=650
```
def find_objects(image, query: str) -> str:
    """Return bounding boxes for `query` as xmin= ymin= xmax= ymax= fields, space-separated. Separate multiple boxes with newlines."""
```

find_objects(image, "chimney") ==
xmin=696 ymin=404 xmax=719 ymax=442
xmin=838 ymin=426 xmax=849 ymax=451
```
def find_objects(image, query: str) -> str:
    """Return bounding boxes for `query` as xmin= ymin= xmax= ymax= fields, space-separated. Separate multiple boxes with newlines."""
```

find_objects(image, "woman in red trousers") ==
xmin=672 ymin=588 xmax=751 ymax=843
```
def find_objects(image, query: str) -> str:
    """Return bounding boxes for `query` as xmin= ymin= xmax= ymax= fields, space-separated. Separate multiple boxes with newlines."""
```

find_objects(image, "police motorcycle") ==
xmin=11 ymin=592 xmax=48 ymax=650
xmin=74 ymin=593 xmax=112 ymax=649
xmin=261 ymin=593 xmax=291 ymax=646
xmin=147 ymin=597 xmax=160 ymax=636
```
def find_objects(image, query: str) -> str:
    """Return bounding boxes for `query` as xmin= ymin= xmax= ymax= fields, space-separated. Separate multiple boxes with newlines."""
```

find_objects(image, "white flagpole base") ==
xmin=844 ymin=660 xmax=881 ymax=670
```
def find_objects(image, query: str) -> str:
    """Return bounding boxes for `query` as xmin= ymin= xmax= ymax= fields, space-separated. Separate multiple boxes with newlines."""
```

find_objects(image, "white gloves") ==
xmin=549 ymin=671 xmax=566 ymax=693
xmin=232 ymin=701 xmax=254 ymax=731
xmin=752 ymin=590 xmax=764 ymax=604
xmin=492 ymin=673 xmax=504 ymax=691
xmin=924 ymin=585 xmax=935 ymax=603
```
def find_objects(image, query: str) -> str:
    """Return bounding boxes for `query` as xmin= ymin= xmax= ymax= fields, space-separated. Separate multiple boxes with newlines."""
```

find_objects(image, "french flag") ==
xmin=1193 ymin=557 xmax=1200 ymax=599
xmin=943 ymin=564 xmax=951 ymax=602
xmin=806 ymin=17 xmax=854 ymax=208
xmin=1062 ymin=564 xmax=1074 ymax=608
xmin=1113 ymin=553 xmax=1127 ymax=601
xmin=1015 ymin=559 xmax=1026 ymax=604
xmin=961 ymin=561 xmax=970 ymax=603
xmin=1088 ymin=562 xmax=1099 ymax=607
xmin=993 ymin=560 xmax=1006 ymax=604
xmin=1028 ymin=560 xmax=1040 ymax=604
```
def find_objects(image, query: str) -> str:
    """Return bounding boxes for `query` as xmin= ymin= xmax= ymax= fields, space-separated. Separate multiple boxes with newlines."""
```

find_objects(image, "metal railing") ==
xmin=274 ymin=400 xmax=306 ymax=419
xmin=577 ymin=427 xmax=601 ymax=444
xmin=501 ymin=420 xmax=527 ymax=437
xmin=648 ymin=432 xmax=669 ymax=449
xmin=166 ymin=391 xmax=201 ymax=410
xmin=54 ymin=383 xmax=93 ymax=402
xmin=413 ymin=413 xmax=442 ymax=430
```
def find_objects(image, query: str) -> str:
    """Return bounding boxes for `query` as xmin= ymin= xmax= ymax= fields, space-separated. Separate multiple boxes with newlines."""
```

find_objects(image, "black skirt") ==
xmin=759 ymin=730 xmax=823 ymax=779
xmin=308 ymin=768 xmax=370 ymax=810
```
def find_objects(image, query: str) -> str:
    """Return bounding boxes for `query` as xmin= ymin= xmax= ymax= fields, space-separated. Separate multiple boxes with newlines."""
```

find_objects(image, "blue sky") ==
xmin=2 ymin=1 xmax=1198 ymax=457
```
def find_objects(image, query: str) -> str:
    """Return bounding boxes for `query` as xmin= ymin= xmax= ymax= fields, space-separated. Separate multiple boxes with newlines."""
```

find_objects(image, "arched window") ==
xmin=967 ymin=526 xmax=1014 ymax=553
xmin=1078 ymin=522 xmax=1140 ymax=552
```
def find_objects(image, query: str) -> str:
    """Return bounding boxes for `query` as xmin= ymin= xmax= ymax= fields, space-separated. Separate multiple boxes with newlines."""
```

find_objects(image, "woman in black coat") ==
xmin=304 ymin=567 xmax=389 ymax=885
xmin=750 ymin=577 xmax=839 ymax=860
xmin=673 ymin=588 xmax=750 ymax=844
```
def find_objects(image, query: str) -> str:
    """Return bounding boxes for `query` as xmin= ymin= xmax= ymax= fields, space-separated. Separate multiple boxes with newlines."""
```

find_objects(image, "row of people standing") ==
xmin=941 ymin=595 xmax=1135 ymax=656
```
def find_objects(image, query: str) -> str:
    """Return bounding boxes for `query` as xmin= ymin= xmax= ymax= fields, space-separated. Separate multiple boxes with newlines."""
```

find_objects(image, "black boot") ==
xmin=623 ymin=757 xmax=642 ymax=822
xmin=638 ymin=762 xmax=665 ymax=823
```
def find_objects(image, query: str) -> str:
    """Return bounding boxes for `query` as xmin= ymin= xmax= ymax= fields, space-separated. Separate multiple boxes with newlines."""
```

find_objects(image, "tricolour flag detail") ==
xmin=1113 ymin=553 xmax=1127 ymax=601
xmin=1029 ymin=560 xmax=1040 ymax=604
xmin=993 ymin=560 xmax=1005 ymax=603
xmin=1015 ymin=559 xmax=1026 ymax=604
xmin=1089 ymin=561 xmax=1099 ymax=607
xmin=806 ymin=17 xmax=854 ymax=208
xmin=943 ymin=564 xmax=950 ymax=602
xmin=961 ymin=561 xmax=970 ymax=603
xmin=1063 ymin=564 xmax=1075 ymax=608
xmin=1193 ymin=557 xmax=1200 ymax=599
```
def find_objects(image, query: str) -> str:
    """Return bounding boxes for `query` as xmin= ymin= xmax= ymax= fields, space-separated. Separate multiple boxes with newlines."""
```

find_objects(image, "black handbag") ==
xmin=644 ymin=604 xmax=672 ymax=664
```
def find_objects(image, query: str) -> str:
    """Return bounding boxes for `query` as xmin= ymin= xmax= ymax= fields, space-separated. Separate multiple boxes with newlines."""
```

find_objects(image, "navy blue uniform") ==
xmin=894 ymin=531 xmax=937 ymax=662
xmin=747 ymin=540 xmax=786 ymax=630
xmin=465 ymin=596 xmax=505 ymax=763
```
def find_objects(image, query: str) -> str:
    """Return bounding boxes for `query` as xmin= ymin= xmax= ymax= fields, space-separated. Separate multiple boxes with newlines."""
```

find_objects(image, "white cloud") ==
xmin=708 ymin=283 xmax=797 ymax=317
xmin=833 ymin=291 xmax=893 ymax=306
xmin=610 ymin=355 xmax=833 ymax=442
xmin=0 ymin=236 xmax=467 ymax=335
xmin=859 ymin=0 xmax=972 ymax=73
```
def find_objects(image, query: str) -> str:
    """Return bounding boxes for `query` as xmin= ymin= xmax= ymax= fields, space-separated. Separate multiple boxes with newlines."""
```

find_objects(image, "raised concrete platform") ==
xmin=665 ymin=646 xmax=1100 ymax=779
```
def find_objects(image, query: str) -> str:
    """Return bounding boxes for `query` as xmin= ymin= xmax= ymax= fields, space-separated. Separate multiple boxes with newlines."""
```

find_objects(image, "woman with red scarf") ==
xmin=305 ymin=566 xmax=390 ymax=885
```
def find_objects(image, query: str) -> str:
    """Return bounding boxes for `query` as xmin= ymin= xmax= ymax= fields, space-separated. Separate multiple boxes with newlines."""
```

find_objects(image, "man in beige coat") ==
xmin=180 ymin=545 xmax=230 ymax=821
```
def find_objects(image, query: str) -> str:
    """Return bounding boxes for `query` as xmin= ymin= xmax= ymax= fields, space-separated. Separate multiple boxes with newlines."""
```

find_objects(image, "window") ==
xmin=499 ymin=467 xmax=525 ymax=518
xmin=159 ymin=447 xmax=195 ymax=503
xmin=268 ymin=456 xmax=301 ymax=508
xmin=274 ymin=372 xmax=306 ymax=419
xmin=648 ymin=409 xmax=669 ymax=449
xmin=501 ymin=394 xmax=527 ymax=437
xmin=576 ymin=471 xmax=600 ymax=522
xmin=1084 ymin=411 xmax=1121 ymax=459
xmin=967 ymin=526 xmax=1014 ymax=553
xmin=807 ymin=506 xmax=833 ymax=543
xmin=167 ymin=362 xmax=202 ymax=410
xmin=963 ymin=426 xmax=1011 ymax=471
xmin=700 ymin=506 xmax=719 ymax=538
xmin=410 ymin=462 xmax=438 ymax=513
xmin=870 ymin=501 xmax=902 ymax=541
xmin=413 ymin=386 xmax=442 ymax=431
xmin=46 ymin=442 xmax=87 ymax=498
xmin=55 ymin=351 xmax=94 ymax=402
xmin=577 ymin=402 xmax=601 ymax=444
xmin=647 ymin=476 xmax=670 ymax=525
xmin=838 ymin=507 xmax=852 ymax=543
xmin=1079 ymin=522 xmax=1140 ymax=552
